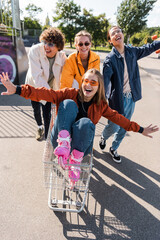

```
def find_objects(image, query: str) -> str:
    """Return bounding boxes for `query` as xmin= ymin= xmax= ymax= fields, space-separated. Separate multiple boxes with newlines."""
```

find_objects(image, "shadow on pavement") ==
xmin=0 ymin=85 xmax=31 ymax=106
xmin=0 ymin=105 xmax=36 ymax=138
xmin=52 ymin=149 xmax=160 ymax=240
xmin=0 ymin=87 xmax=36 ymax=138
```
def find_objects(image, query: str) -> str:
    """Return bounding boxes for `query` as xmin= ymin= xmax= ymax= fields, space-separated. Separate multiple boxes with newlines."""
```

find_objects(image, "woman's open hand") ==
xmin=142 ymin=124 xmax=159 ymax=138
xmin=0 ymin=72 xmax=16 ymax=95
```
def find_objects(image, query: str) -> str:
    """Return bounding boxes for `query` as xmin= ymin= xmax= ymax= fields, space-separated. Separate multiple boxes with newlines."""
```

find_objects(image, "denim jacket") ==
xmin=103 ymin=41 xmax=160 ymax=114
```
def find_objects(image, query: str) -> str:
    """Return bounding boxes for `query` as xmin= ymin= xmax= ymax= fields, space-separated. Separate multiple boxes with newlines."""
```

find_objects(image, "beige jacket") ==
xmin=25 ymin=43 xmax=66 ymax=91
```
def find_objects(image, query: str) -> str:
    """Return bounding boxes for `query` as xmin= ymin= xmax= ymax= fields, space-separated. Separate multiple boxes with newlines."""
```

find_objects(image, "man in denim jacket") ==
xmin=99 ymin=26 xmax=160 ymax=163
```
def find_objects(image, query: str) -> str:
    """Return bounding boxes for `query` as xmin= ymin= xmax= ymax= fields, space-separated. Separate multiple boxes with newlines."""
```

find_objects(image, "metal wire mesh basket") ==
xmin=42 ymin=104 xmax=93 ymax=213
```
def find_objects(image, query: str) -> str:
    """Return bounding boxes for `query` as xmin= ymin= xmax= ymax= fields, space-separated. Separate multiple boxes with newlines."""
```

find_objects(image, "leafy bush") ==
xmin=130 ymin=27 xmax=160 ymax=46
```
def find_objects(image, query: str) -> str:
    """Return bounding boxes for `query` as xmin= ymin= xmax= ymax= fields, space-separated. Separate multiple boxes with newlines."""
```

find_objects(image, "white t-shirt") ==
xmin=121 ymin=53 xmax=131 ymax=93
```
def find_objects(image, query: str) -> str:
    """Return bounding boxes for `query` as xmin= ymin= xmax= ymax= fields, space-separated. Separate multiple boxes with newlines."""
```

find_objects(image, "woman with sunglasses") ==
xmin=60 ymin=30 xmax=100 ymax=89
xmin=0 ymin=69 xmax=158 ymax=188
xmin=25 ymin=27 xmax=66 ymax=141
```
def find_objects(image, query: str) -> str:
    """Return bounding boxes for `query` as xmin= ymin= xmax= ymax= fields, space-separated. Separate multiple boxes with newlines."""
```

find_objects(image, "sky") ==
xmin=19 ymin=0 xmax=160 ymax=28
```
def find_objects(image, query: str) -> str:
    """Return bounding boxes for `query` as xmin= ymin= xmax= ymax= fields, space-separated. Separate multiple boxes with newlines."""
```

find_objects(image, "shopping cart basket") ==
xmin=42 ymin=104 xmax=93 ymax=213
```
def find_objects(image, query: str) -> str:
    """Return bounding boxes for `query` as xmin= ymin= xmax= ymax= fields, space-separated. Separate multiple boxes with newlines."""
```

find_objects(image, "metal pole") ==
xmin=11 ymin=0 xmax=21 ymax=30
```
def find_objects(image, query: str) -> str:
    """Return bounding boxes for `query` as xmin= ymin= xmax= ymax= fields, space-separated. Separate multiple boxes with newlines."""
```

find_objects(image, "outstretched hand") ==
xmin=0 ymin=72 xmax=16 ymax=95
xmin=142 ymin=124 xmax=159 ymax=138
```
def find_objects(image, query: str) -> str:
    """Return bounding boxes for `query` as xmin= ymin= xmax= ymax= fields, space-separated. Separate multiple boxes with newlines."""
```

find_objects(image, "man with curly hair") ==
xmin=25 ymin=27 xmax=66 ymax=141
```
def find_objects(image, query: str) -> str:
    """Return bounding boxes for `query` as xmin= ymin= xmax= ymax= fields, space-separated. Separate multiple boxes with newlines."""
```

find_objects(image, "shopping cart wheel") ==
xmin=51 ymin=199 xmax=58 ymax=207
xmin=52 ymin=203 xmax=58 ymax=207
xmin=76 ymin=201 xmax=82 ymax=210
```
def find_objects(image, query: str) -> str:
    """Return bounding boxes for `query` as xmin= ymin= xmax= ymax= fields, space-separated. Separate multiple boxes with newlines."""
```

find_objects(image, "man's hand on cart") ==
xmin=0 ymin=72 xmax=16 ymax=95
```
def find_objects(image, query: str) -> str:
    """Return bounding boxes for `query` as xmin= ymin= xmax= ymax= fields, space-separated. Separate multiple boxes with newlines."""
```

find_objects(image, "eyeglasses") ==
xmin=83 ymin=78 xmax=99 ymax=86
xmin=110 ymin=29 xmax=122 ymax=37
xmin=41 ymin=40 xmax=56 ymax=47
xmin=78 ymin=42 xmax=90 ymax=47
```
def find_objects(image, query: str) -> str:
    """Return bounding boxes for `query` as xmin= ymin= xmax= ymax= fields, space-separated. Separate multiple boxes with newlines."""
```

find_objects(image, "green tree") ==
xmin=0 ymin=0 xmax=12 ymax=28
xmin=25 ymin=3 xmax=43 ymax=19
xmin=147 ymin=27 xmax=160 ymax=37
xmin=23 ymin=17 xmax=41 ymax=30
xmin=130 ymin=32 xmax=145 ymax=46
xmin=78 ymin=9 xmax=109 ymax=49
xmin=117 ymin=0 xmax=157 ymax=43
xmin=53 ymin=0 xmax=81 ymax=47
xmin=53 ymin=0 xmax=109 ymax=49
xmin=23 ymin=17 xmax=41 ymax=36
xmin=129 ymin=26 xmax=160 ymax=46
xmin=23 ymin=4 xmax=42 ymax=36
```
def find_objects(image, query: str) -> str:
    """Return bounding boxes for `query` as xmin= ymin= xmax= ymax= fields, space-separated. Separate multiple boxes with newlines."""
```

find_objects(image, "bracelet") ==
xmin=15 ymin=86 xmax=21 ymax=95
xmin=138 ymin=126 xmax=144 ymax=133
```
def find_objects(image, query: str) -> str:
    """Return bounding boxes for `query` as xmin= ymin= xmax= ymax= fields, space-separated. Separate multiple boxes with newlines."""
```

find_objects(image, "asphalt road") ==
xmin=0 ymin=51 xmax=160 ymax=240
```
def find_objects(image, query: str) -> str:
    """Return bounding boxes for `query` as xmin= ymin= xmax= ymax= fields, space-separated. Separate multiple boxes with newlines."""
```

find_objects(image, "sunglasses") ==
xmin=83 ymin=78 xmax=99 ymax=86
xmin=41 ymin=40 xmax=56 ymax=47
xmin=78 ymin=42 xmax=90 ymax=47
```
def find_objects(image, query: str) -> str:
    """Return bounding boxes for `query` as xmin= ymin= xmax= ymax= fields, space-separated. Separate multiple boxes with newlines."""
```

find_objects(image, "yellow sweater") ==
xmin=60 ymin=51 xmax=100 ymax=89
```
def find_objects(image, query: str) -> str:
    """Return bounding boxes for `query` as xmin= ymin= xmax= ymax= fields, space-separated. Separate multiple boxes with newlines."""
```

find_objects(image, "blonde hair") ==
xmin=74 ymin=30 xmax=92 ymax=44
xmin=78 ymin=68 xmax=107 ymax=105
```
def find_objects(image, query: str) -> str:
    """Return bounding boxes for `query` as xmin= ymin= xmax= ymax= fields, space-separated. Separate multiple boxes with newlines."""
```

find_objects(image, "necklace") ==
xmin=81 ymin=101 xmax=87 ymax=113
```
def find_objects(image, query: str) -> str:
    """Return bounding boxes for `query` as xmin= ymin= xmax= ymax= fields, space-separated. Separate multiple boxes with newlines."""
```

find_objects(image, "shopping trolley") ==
xmin=42 ymin=104 xmax=93 ymax=213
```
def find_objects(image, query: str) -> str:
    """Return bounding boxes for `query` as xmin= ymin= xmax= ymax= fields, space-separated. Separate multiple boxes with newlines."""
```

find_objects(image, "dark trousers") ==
xmin=31 ymin=100 xmax=51 ymax=139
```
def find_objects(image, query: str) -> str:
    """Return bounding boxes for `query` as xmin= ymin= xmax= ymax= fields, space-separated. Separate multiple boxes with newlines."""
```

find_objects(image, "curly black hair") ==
xmin=39 ymin=27 xmax=65 ymax=51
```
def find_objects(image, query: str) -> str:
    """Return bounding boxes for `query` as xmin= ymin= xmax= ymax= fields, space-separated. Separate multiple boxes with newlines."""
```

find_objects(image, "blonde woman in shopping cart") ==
xmin=0 ymin=69 xmax=159 ymax=188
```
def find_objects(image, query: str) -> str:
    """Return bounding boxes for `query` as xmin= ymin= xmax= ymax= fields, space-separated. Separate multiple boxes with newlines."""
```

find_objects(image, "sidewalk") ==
xmin=138 ymin=52 xmax=160 ymax=82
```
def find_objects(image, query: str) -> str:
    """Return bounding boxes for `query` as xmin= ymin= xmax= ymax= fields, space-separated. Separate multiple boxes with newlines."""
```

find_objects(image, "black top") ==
xmin=76 ymin=98 xmax=93 ymax=121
